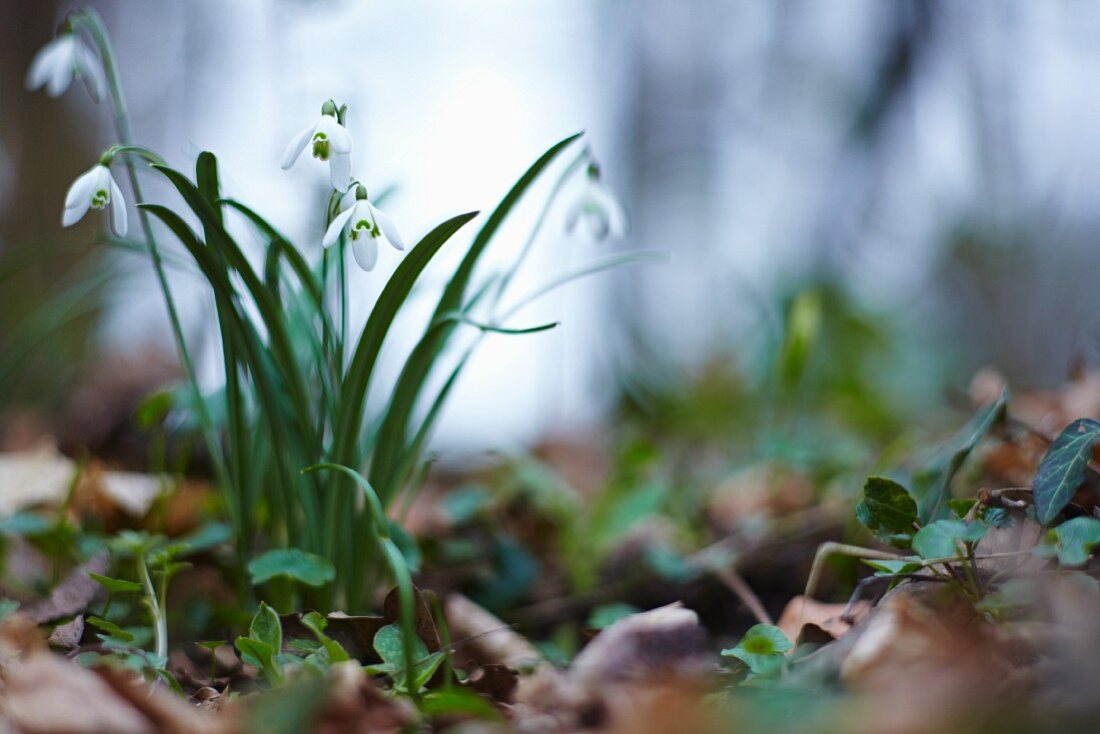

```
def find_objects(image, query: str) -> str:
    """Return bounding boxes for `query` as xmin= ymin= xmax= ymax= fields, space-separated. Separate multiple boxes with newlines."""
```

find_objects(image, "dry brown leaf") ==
xmin=569 ymin=603 xmax=711 ymax=685
xmin=97 ymin=665 xmax=229 ymax=734
xmin=48 ymin=615 xmax=84 ymax=651
xmin=22 ymin=553 xmax=108 ymax=624
xmin=777 ymin=595 xmax=869 ymax=642
xmin=509 ymin=604 xmax=717 ymax=734
xmin=445 ymin=593 xmax=545 ymax=672
xmin=973 ymin=506 xmax=1048 ymax=575
xmin=837 ymin=586 xmax=1015 ymax=733
xmin=0 ymin=653 xmax=155 ymax=734
xmin=307 ymin=660 xmax=417 ymax=734
xmin=0 ymin=442 xmax=76 ymax=517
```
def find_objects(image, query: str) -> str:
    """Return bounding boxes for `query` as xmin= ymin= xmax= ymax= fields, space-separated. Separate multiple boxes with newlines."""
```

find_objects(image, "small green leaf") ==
xmin=301 ymin=611 xmax=349 ymax=664
xmin=946 ymin=499 xmax=977 ymax=518
xmin=861 ymin=559 xmax=922 ymax=577
xmin=248 ymin=548 xmax=335 ymax=588
xmin=133 ymin=390 xmax=174 ymax=428
xmin=88 ymin=573 xmax=142 ymax=594
xmin=86 ymin=616 xmax=135 ymax=643
xmin=721 ymin=624 xmax=792 ymax=675
xmin=250 ymin=602 xmax=283 ymax=654
xmin=1033 ymin=419 xmax=1100 ymax=525
xmin=855 ymin=477 xmax=918 ymax=538
xmin=175 ymin=522 xmax=233 ymax=556
xmin=420 ymin=689 xmax=502 ymax=721
xmin=912 ymin=519 xmax=986 ymax=560
xmin=236 ymin=637 xmax=281 ymax=684
xmin=372 ymin=623 xmax=432 ymax=689
xmin=412 ymin=651 xmax=445 ymax=689
xmin=1052 ymin=516 xmax=1100 ymax=567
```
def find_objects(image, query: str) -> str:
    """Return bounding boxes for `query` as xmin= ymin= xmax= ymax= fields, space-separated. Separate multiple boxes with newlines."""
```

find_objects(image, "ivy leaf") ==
xmin=720 ymin=624 xmax=792 ymax=675
xmin=87 ymin=573 xmax=142 ymax=594
xmin=911 ymin=391 xmax=1007 ymax=523
xmin=1052 ymin=517 xmax=1100 ymax=567
xmin=1033 ymin=419 xmax=1100 ymax=525
xmin=248 ymin=548 xmax=335 ymax=588
xmin=912 ymin=519 xmax=987 ymax=560
xmin=855 ymin=477 xmax=918 ymax=539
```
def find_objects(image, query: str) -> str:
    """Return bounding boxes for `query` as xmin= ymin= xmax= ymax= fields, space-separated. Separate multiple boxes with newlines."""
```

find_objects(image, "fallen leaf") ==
xmin=48 ymin=615 xmax=84 ymax=651
xmin=0 ymin=442 xmax=76 ymax=518
xmin=22 ymin=553 xmax=108 ymax=624
xmin=444 ymin=593 xmax=545 ymax=672
xmin=777 ymin=595 xmax=869 ymax=642
xmin=461 ymin=662 xmax=518 ymax=703
xmin=0 ymin=653 xmax=154 ymax=734
xmin=569 ymin=603 xmax=712 ymax=685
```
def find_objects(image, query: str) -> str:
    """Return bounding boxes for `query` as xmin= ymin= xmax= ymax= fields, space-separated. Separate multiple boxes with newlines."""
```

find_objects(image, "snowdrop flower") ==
xmin=565 ymin=162 xmax=628 ymax=240
xmin=281 ymin=100 xmax=352 ymax=191
xmin=62 ymin=157 xmax=127 ymax=236
xmin=25 ymin=29 xmax=105 ymax=101
xmin=323 ymin=184 xmax=403 ymax=271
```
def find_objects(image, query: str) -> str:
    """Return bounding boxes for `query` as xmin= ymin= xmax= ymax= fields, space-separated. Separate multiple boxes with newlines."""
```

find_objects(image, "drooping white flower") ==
xmin=281 ymin=100 xmax=353 ymax=191
xmin=322 ymin=185 xmax=404 ymax=271
xmin=62 ymin=161 xmax=127 ymax=236
xmin=25 ymin=30 xmax=106 ymax=101
xmin=565 ymin=162 xmax=628 ymax=240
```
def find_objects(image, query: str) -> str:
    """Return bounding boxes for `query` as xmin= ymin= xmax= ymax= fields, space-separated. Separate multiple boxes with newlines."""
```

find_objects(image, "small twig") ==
xmin=714 ymin=568 xmax=772 ymax=626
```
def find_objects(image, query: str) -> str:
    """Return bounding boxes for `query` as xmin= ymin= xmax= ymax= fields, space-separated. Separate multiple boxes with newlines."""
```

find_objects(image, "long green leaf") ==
xmin=153 ymin=164 xmax=317 ymax=448
xmin=371 ymin=133 xmax=582 ymax=497
xmin=331 ymin=211 xmax=479 ymax=468
xmin=911 ymin=390 xmax=1007 ymax=522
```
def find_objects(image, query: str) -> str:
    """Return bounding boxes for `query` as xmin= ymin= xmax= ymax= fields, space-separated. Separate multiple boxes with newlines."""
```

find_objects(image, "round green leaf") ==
xmin=248 ymin=548 xmax=335 ymax=588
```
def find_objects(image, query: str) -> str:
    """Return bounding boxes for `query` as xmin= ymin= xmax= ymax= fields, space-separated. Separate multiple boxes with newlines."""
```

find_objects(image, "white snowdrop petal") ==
xmin=318 ymin=116 xmax=352 ymax=154
xmin=61 ymin=199 xmax=91 ymax=227
xmin=329 ymin=152 xmax=351 ymax=191
xmin=109 ymin=175 xmax=127 ymax=237
xmin=351 ymin=236 xmax=379 ymax=271
xmin=280 ymin=123 xmax=316 ymax=169
xmin=322 ymin=206 xmax=355 ymax=248
xmin=45 ymin=39 xmax=76 ymax=97
xmin=369 ymin=203 xmax=404 ymax=251
xmin=63 ymin=166 xmax=101 ymax=210
xmin=75 ymin=43 xmax=106 ymax=102
xmin=26 ymin=40 xmax=62 ymax=91
xmin=593 ymin=184 xmax=628 ymax=236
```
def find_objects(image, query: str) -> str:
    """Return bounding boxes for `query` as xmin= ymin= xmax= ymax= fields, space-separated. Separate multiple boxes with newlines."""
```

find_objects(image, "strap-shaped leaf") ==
xmin=331 ymin=211 xmax=479 ymax=470
xmin=911 ymin=390 xmax=1007 ymax=522
xmin=1034 ymin=418 xmax=1100 ymax=525
xmin=370 ymin=133 xmax=583 ymax=499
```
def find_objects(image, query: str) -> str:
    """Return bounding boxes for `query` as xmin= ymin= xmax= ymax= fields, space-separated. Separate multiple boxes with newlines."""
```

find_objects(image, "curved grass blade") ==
xmin=331 ymin=211 xmax=479 ymax=468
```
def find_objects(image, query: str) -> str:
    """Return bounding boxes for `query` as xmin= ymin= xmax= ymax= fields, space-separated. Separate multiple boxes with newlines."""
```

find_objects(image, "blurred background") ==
xmin=4 ymin=0 xmax=1100 ymax=465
